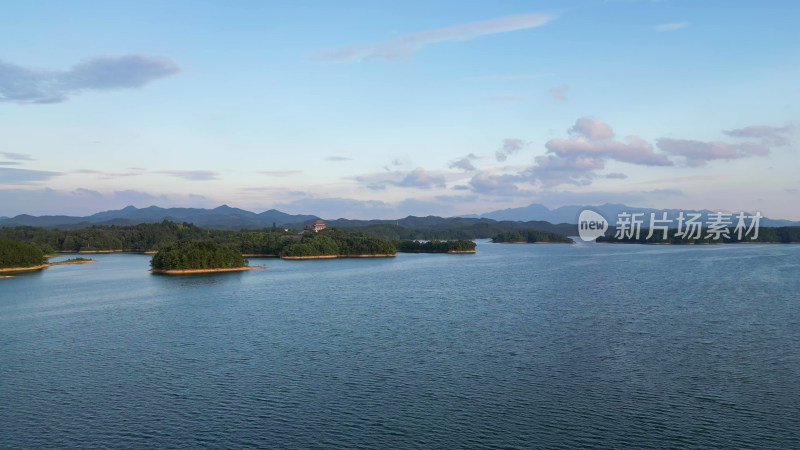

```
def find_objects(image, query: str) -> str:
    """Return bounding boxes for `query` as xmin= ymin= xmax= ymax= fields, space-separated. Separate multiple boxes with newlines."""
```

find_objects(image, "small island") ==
xmin=395 ymin=239 xmax=476 ymax=253
xmin=150 ymin=239 xmax=263 ymax=274
xmin=491 ymin=229 xmax=574 ymax=244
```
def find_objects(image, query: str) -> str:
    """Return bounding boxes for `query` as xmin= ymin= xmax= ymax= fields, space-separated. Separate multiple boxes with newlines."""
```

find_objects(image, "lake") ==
xmin=1 ymin=241 xmax=799 ymax=448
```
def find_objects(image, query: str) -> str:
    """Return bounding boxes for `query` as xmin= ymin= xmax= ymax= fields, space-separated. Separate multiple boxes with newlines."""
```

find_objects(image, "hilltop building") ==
xmin=305 ymin=220 xmax=326 ymax=232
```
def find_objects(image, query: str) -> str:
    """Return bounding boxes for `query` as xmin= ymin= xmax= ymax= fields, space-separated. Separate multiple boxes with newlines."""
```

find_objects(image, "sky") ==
xmin=1 ymin=0 xmax=799 ymax=219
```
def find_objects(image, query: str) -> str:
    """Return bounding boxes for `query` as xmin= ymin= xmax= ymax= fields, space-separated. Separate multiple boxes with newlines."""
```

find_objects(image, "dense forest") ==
xmin=596 ymin=226 xmax=800 ymax=244
xmin=150 ymin=240 xmax=247 ymax=270
xmin=0 ymin=239 xmax=46 ymax=269
xmin=0 ymin=221 xmax=396 ymax=258
xmin=324 ymin=220 xmax=576 ymax=241
xmin=282 ymin=228 xmax=396 ymax=257
xmin=491 ymin=229 xmax=574 ymax=243
xmin=394 ymin=240 xmax=476 ymax=253
xmin=0 ymin=221 xmax=299 ymax=254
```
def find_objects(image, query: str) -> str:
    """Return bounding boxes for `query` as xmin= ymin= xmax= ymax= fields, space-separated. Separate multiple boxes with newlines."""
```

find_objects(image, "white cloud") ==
xmin=723 ymin=123 xmax=797 ymax=146
xmin=0 ymin=55 xmax=179 ymax=104
xmin=449 ymin=154 xmax=478 ymax=171
xmin=657 ymin=138 xmax=769 ymax=166
xmin=496 ymin=138 xmax=528 ymax=162
xmin=0 ymin=152 xmax=35 ymax=161
xmin=320 ymin=13 xmax=557 ymax=62
xmin=158 ymin=170 xmax=220 ymax=181
xmin=569 ymin=116 xmax=614 ymax=140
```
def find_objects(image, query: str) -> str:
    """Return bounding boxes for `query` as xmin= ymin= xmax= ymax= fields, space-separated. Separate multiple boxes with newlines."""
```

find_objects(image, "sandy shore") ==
xmin=58 ymin=250 xmax=124 ymax=253
xmin=150 ymin=266 xmax=267 ymax=274
xmin=491 ymin=241 xmax=572 ymax=244
xmin=446 ymin=250 xmax=477 ymax=253
xmin=0 ymin=264 xmax=49 ymax=273
xmin=281 ymin=254 xmax=396 ymax=260
xmin=0 ymin=259 xmax=97 ymax=274
xmin=50 ymin=260 xmax=97 ymax=266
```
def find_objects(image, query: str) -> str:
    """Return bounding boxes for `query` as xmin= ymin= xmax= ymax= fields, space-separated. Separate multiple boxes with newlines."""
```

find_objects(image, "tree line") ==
xmin=0 ymin=239 xmax=46 ymax=269
xmin=491 ymin=229 xmax=574 ymax=243
xmin=282 ymin=229 xmax=397 ymax=257
xmin=0 ymin=221 xmax=398 ymax=258
xmin=394 ymin=240 xmax=476 ymax=253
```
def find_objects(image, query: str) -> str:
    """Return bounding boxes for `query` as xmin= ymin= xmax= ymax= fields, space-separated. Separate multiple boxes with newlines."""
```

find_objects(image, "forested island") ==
xmin=491 ymin=229 xmax=574 ymax=244
xmin=150 ymin=239 xmax=261 ymax=274
xmin=596 ymin=226 xmax=800 ymax=244
xmin=395 ymin=240 xmax=476 ymax=253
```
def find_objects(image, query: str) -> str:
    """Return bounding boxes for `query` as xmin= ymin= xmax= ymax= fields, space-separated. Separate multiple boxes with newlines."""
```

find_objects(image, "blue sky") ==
xmin=1 ymin=0 xmax=798 ymax=219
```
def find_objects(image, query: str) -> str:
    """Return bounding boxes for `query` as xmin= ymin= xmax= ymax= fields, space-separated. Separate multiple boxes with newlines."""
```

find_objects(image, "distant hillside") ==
xmin=290 ymin=216 xmax=577 ymax=239
xmin=475 ymin=202 xmax=800 ymax=228
xmin=0 ymin=205 xmax=319 ymax=230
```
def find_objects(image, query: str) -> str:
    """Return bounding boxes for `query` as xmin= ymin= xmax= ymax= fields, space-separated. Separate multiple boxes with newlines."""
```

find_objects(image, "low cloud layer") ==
xmin=325 ymin=156 xmax=352 ymax=162
xmin=398 ymin=167 xmax=446 ymax=189
xmin=356 ymin=167 xmax=447 ymax=190
xmin=258 ymin=170 xmax=303 ymax=177
xmin=449 ymin=154 xmax=477 ymax=171
xmin=523 ymin=117 xmax=672 ymax=187
xmin=723 ymin=124 xmax=796 ymax=146
xmin=569 ymin=116 xmax=614 ymax=140
xmin=158 ymin=170 xmax=219 ymax=181
xmin=0 ymin=55 xmax=179 ymax=104
xmin=75 ymin=169 xmax=141 ymax=179
xmin=657 ymin=138 xmax=769 ymax=166
xmin=1 ymin=152 xmax=35 ymax=160
xmin=0 ymin=167 xmax=63 ymax=184
xmin=0 ymin=187 xmax=202 ymax=216
xmin=466 ymin=117 xmax=789 ymax=193
xmin=320 ymin=13 xmax=556 ymax=62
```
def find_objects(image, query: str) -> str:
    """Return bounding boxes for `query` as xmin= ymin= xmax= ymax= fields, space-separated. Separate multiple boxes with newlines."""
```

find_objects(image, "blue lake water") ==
xmin=1 ymin=241 xmax=799 ymax=448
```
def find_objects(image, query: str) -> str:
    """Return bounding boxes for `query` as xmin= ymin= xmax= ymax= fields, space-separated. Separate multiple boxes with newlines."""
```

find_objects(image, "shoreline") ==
xmin=0 ymin=260 xmax=96 ymax=273
xmin=597 ymin=241 xmax=798 ymax=245
xmin=150 ymin=266 xmax=267 ymax=274
xmin=50 ymin=260 xmax=97 ymax=266
xmin=491 ymin=241 xmax=572 ymax=244
xmin=281 ymin=254 xmax=396 ymax=260
xmin=57 ymin=250 xmax=124 ymax=254
xmin=242 ymin=253 xmax=279 ymax=257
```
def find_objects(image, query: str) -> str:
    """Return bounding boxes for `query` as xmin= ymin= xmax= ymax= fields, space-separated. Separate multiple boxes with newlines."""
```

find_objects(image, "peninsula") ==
xmin=0 ymin=240 xmax=97 ymax=273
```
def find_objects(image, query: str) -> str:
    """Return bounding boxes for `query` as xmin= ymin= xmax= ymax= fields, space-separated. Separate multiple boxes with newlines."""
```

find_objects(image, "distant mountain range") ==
xmin=471 ymin=203 xmax=800 ymax=228
xmin=0 ymin=202 xmax=797 ymax=231
xmin=0 ymin=205 xmax=319 ymax=230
